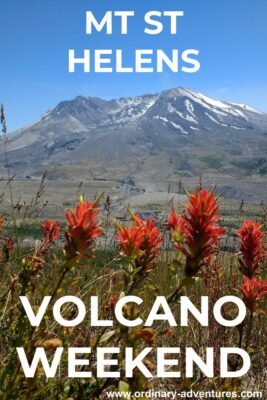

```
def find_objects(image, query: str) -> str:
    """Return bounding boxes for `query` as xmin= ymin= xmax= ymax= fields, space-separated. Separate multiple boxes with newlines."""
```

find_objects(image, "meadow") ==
xmin=0 ymin=178 xmax=266 ymax=400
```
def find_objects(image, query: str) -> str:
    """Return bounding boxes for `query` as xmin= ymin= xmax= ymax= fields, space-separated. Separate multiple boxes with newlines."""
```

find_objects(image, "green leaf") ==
xmin=145 ymin=283 xmax=158 ymax=291
xmin=118 ymin=380 xmax=130 ymax=395
xmin=63 ymin=385 xmax=70 ymax=394
xmin=99 ymin=329 xmax=118 ymax=344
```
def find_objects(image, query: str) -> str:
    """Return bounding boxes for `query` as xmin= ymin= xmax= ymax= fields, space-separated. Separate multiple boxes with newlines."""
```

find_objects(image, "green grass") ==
xmin=4 ymin=223 xmax=42 ymax=240
xmin=199 ymin=155 xmax=223 ymax=169
xmin=231 ymin=158 xmax=267 ymax=175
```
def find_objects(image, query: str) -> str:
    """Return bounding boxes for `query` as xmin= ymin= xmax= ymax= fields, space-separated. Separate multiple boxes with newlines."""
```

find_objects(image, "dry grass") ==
xmin=0 ymin=183 xmax=266 ymax=400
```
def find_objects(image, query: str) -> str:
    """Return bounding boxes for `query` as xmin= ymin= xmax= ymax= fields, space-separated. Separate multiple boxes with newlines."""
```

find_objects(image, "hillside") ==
xmin=2 ymin=87 xmax=267 ymax=200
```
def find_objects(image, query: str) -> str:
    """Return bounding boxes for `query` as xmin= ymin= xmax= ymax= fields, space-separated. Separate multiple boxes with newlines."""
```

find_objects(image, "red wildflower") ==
xmin=64 ymin=199 xmax=103 ymax=259
xmin=168 ymin=189 xmax=225 ymax=276
xmin=133 ymin=215 xmax=163 ymax=258
xmin=240 ymin=277 xmax=267 ymax=312
xmin=168 ymin=208 xmax=187 ymax=245
xmin=237 ymin=220 xmax=266 ymax=278
xmin=117 ymin=212 xmax=163 ymax=263
xmin=0 ymin=216 xmax=4 ymax=233
xmin=117 ymin=225 xmax=144 ymax=258
xmin=42 ymin=220 xmax=61 ymax=244
xmin=168 ymin=207 xmax=181 ymax=231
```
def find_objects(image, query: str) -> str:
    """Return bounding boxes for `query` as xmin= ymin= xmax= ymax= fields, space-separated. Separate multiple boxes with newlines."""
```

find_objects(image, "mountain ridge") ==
xmin=2 ymin=87 xmax=267 ymax=201
xmin=11 ymin=87 xmax=266 ymax=138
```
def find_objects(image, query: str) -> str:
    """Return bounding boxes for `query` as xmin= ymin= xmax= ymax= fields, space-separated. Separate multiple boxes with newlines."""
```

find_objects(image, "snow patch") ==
xmin=233 ymin=109 xmax=248 ymax=121
xmin=205 ymin=112 xmax=220 ymax=124
xmin=170 ymin=121 xmax=188 ymax=134
xmin=180 ymin=88 xmax=254 ymax=120
xmin=176 ymin=111 xmax=198 ymax=124
xmin=211 ymin=109 xmax=228 ymax=117
xmin=154 ymin=115 xmax=189 ymax=134
xmin=230 ymin=103 xmax=264 ymax=115
xmin=185 ymin=99 xmax=195 ymax=115
xmin=167 ymin=103 xmax=176 ymax=113
xmin=110 ymin=96 xmax=158 ymax=122
xmin=230 ymin=126 xmax=245 ymax=130
xmin=153 ymin=116 xmax=169 ymax=123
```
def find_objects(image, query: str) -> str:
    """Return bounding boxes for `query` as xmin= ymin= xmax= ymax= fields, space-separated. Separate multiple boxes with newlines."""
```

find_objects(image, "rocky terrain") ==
xmin=1 ymin=87 xmax=267 ymax=201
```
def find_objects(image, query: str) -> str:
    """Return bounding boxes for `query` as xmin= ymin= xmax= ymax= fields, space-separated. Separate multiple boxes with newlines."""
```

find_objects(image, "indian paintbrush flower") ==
xmin=132 ymin=213 xmax=163 ymax=258
xmin=117 ymin=211 xmax=163 ymax=265
xmin=64 ymin=198 xmax=103 ymax=259
xmin=168 ymin=189 xmax=225 ymax=277
xmin=41 ymin=219 xmax=61 ymax=244
xmin=168 ymin=207 xmax=187 ymax=245
xmin=240 ymin=277 xmax=267 ymax=312
xmin=237 ymin=220 xmax=266 ymax=278
xmin=117 ymin=225 xmax=145 ymax=259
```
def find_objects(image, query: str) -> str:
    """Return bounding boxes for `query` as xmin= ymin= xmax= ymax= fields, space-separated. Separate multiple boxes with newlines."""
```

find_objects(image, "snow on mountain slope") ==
xmin=229 ymin=103 xmax=264 ymax=114
xmin=2 ymin=87 xmax=267 ymax=183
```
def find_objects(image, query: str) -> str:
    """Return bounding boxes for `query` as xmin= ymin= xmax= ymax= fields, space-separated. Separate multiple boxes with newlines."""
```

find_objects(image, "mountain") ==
xmin=2 ymin=87 xmax=267 ymax=199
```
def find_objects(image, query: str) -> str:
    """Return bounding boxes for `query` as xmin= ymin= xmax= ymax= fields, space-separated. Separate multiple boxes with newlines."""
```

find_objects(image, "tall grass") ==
xmin=0 ymin=187 xmax=266 ymax=400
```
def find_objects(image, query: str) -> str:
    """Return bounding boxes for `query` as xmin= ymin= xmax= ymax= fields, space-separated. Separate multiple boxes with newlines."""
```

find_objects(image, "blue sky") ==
xmin=0 ymin=0 xmax=267 ymax=131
